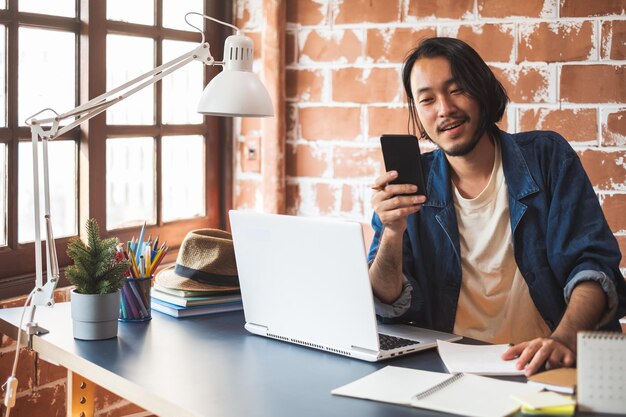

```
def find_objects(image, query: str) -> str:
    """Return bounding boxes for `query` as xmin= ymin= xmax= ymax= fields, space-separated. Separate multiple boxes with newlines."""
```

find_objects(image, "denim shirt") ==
xmin=368 ymin=130 xmax=626 ymax=333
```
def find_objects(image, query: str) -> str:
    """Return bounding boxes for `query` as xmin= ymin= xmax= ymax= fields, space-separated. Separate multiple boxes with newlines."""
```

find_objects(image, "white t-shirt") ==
xmin=452 ymin=140 xmax=551 ymax=344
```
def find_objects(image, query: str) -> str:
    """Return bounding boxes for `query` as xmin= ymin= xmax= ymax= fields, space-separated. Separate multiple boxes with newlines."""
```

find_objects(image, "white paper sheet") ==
xmin=436 ymin=340 xmax=524 ymax=376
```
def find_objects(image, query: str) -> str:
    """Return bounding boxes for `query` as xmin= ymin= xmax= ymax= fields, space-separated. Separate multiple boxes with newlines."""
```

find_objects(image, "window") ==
xmin=162 ymin=39 xmax=204 ymax=125
xmin=0 ymin=143 xmax=5 ymax=246
xmin=17 ymin=26 xmax=77 ymax=243
xmin=106 ymin=137 xmax=155 ymax=229
xmin=161 ymin=135 xmax=205 ymax=222
xmin=107 ymin=0 xmax=153 ymax=25
xmin=106 ymin=34 xmax=154 ymax=125
xmin=17 ymin=140 xmax=77 ymax=243
xmin=0 ymin=1 xmax=232 ymax=298
xmin=0 ymin=26 xmax=5 ymax=127
xmin=19 ymin=0 xmax=75 ymax=17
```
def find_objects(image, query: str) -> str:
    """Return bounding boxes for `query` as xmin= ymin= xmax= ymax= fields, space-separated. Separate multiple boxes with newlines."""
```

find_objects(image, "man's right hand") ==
xmin=371 ymin=171 xmax=427 ymax=234
xmin=369 ymin=170 xmax=426 ymax=303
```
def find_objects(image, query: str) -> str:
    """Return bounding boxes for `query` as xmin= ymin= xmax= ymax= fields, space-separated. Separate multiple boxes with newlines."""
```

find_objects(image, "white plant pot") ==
xmin=71 ymin=289 xmax=120 ymax=340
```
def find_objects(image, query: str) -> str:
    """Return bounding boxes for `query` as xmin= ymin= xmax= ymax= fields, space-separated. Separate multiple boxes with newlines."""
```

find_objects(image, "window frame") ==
xmin=0 ymin=0 xmax=233 ymax=299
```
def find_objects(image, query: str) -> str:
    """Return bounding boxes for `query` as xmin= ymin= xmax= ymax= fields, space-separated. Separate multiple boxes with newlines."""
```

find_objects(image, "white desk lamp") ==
xmin=2 ymin=13 xmax=273 ymax=413
xmin=26 ymin=11 xmax=272 ymax=329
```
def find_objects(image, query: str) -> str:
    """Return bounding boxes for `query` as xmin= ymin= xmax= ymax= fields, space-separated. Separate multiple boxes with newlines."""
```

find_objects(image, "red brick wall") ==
xmin=234 ymin=0 xmax=626 ymax=273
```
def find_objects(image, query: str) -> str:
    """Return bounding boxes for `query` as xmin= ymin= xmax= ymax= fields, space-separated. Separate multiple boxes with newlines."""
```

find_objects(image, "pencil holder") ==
xmin=119 ymin=276 xmax=152 ymax=322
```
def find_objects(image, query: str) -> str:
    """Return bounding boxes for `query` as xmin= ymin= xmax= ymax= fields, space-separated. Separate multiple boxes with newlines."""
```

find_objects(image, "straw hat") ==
xmin=155 ymin=229 xmax=239 ymax=292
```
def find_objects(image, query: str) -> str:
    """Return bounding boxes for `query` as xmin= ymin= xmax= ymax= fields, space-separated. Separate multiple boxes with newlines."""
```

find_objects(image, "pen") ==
xmin=129 ymin=251 xmax=140 ymax=278
xmin=135 ymin=222 xmax=146 ymax=259
xmin=139 ymin=255 xmax=145 ymax=277
xmin=147 ymin=247 xmax=166 ymax=276
xmin=144 ymin=245 xmax=151 ymax=274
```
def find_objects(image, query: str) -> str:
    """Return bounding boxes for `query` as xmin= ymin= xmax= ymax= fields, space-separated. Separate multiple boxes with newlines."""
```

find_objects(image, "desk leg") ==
xmin=67 ymin=371 xmax=95 ymax=417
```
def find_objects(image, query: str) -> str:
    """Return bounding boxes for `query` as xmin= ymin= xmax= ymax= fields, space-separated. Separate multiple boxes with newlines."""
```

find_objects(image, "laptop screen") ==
xmin=229 ymin=211 xmax=380 ymax=353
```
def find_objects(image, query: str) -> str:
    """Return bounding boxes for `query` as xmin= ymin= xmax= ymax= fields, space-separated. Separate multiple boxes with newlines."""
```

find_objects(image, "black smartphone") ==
xmin=380 ymin=134 xmax=427 ymax=197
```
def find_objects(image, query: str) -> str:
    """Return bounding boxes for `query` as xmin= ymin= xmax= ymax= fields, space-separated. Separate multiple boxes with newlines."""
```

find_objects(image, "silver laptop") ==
xmin=228 ymin=210 xmax=461 ymax=362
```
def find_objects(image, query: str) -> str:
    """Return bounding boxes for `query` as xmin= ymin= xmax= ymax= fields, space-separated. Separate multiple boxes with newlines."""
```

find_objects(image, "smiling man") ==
xmin=368 ymin=37 xmax=626 ymax=375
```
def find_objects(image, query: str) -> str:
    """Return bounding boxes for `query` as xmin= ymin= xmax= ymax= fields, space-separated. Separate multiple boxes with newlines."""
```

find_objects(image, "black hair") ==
xmin=402 ymin=37 xmax=509 ymax=140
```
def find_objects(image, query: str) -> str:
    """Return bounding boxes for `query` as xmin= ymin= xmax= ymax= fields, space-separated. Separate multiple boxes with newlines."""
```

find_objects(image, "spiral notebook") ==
xmin=577 ymin=331 xmax=626 ymax=414
xmin=331 ymin=366 xmax=541 ymax=417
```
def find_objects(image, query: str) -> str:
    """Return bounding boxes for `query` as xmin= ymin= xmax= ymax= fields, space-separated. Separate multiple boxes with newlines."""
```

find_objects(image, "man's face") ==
xmin=410 ymin=56 xmax=483 ymax=157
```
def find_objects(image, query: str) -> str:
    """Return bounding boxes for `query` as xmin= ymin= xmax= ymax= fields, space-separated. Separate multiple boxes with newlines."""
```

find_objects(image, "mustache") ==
xmin=437 ymin=117 xmax=468 ymax=133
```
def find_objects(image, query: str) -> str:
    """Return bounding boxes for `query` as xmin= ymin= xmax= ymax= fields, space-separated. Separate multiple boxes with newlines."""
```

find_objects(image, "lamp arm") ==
xmin=29 ymin=43 xmax=214 ymax=139
xmin=27 ymin=42 xmax=214 ymax=314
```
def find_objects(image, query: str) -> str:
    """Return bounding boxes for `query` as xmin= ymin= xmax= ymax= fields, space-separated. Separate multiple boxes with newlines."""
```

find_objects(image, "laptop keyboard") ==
xmin=378 ymin=333 xmax=420 ymax=351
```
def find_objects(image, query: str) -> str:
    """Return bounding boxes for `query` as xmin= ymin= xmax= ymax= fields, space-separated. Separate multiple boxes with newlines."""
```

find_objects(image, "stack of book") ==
xmin=151 ymin=283 xmax=242 ymax=318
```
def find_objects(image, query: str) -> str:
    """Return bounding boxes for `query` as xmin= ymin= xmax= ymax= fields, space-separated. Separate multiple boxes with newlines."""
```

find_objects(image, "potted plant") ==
xmin=66 ymin=218 xmax=130 ymax=340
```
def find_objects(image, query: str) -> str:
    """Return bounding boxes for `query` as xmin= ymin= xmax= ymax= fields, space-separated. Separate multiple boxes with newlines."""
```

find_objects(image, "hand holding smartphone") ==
xmin=380 ymin=134 xmax=427 ymax=197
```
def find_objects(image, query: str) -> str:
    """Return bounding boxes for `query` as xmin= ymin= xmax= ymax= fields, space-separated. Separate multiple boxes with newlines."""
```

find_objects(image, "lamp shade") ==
xmin=197 ymin=70 xmax=274 ymax=117
xmin=197 ymin=34 xmax=274 ymax=117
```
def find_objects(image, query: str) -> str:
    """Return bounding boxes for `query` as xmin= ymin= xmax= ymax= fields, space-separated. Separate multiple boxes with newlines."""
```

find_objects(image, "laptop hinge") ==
xmin=351 ymin=345 xmax=379 ymax=355
xmin=247 ymin=322 xmax=269 ymax=333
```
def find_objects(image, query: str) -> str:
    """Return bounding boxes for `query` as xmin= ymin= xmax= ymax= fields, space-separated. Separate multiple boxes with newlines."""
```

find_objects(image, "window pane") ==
xmin=163 ymin=0 xmax=204 ymax=30
xmin=107 ymin=35 xmax=154 ymax=125
xmin=0 ymin=144 xmax=5 ymax=246
xmin=162 ymin=135 xmax=205 ymax=222
xmin=18 ymin=140 xmax=77 ymax=243
xmin=19 ymin=0 xmax=75 ymax=17
xmin=0 ymin=26 xmax=5 ymax=127
xmin=107 ymin=0 xmax=153 ymax=25
xmin=106 ymin=137 xmax=155 ymax=230
xmin=162 ymin=40 xmax=203 ymax=125
xmin=19 ymin=28 xmax=75 ymax=126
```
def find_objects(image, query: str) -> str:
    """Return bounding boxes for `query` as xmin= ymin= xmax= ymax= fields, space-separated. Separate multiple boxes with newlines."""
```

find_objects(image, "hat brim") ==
xmin=155 ymin=265 xmax=239 ymax=292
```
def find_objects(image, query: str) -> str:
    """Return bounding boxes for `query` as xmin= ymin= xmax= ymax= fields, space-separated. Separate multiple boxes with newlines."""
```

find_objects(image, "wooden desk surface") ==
xmin=0 ymin=303 xmax=618 ymax=417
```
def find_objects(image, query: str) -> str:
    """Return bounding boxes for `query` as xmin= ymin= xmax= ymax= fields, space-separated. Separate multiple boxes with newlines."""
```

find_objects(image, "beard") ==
xmin=440 ymin=128 xmax=483 ymax=157
xmin=429 ymin=114 xmax=484 ymax=157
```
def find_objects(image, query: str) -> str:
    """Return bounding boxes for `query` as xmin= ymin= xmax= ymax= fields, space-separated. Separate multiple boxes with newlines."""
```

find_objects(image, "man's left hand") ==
xmin=501 ymin=337 xmax=575 ymax=376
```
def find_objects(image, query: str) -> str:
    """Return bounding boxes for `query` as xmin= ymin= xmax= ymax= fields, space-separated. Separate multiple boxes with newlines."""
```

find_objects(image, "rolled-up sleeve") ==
xmin=373 ymin=275 xmax=413 ymax=318
xmin=564 ymin=270 xmax=618 ymax=328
